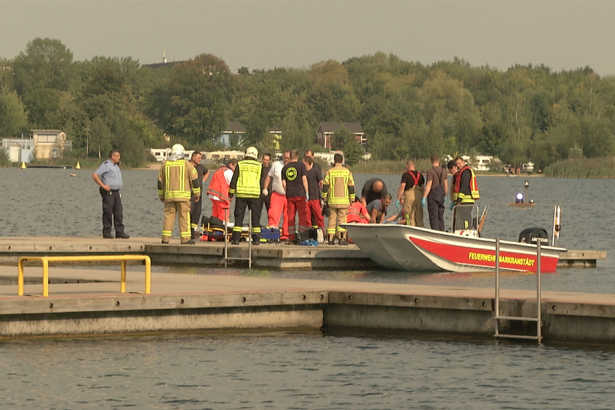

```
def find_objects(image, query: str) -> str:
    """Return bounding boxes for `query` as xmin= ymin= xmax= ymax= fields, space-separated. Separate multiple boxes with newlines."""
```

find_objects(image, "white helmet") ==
xmin=171 ymin=144 xmax=185 ymax=156
xmin=245 ymin=146 xmax=258 ymax=159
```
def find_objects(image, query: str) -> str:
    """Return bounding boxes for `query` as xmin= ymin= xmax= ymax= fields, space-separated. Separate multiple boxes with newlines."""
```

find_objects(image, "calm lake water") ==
xmin=2 ymin=332 xmax=615 ymax=410
xmin=1 ymin=168 xmax=615 ymax=409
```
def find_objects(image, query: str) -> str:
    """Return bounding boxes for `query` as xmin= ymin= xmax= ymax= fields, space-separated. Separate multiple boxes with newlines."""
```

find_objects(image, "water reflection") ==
xmin=1 ymin=332 xmax=614 ymax=409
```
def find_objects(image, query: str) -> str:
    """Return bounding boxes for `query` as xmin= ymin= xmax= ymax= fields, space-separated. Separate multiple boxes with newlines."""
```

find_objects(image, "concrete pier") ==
xmin=2 ymin=265 xmax=615 ymax=344
xmin=0 ymin=237 xmax=605 ymax=269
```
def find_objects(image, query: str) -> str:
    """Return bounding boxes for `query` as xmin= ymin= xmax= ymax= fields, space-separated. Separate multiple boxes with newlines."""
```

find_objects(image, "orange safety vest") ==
xmin=207 ymin=167 xmax=230 ymax=204
xmin=453 ymin=165 xmax=480 ymax=202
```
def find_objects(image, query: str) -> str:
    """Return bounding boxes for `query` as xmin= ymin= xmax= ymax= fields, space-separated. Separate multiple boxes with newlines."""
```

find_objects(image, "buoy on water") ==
xmin=75 ymin=161 xmax=81 ymax=170
xmin=508 ymin=181 xmax=535 ymax=208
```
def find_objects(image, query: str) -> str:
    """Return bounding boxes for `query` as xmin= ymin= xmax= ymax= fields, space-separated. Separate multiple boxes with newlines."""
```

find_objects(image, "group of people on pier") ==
xmin=92 ymin=145 xmax=479 ymax=245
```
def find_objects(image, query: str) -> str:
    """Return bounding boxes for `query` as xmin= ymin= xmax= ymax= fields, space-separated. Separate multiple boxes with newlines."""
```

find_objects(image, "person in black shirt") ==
xmin=260 ymin=153 xmax=272 ymax=213
xmin=303 ymin=151 xmax=325 ymax=236
xmin=190 ymin=151 xmax=209 ymax=239
xmin=396 ymin=160 xmax=425 ymax=226
xmin=361 ymin=178 xmax=388 ymax=209
xmin=282 ymin=150 xmax=310 ymax=242
xmin=422 ymin=154 xmax=448 ymax=231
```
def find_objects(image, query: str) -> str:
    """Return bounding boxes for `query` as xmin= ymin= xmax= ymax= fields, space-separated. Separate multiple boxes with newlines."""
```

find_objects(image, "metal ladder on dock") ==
xmin=494 ymin=238 xmax=542 ymax=343
xmin=224 ymin=209 xmax=253 ymax=269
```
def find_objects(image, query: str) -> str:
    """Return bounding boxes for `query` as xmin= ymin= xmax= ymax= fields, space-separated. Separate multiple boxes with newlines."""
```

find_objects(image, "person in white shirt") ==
xmin=263 ymin=151 xmax=290 ymax=240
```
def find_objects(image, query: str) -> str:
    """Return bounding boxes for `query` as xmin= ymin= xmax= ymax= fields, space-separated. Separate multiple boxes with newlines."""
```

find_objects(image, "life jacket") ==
xmin=347 ymin=201 xmax=368 ymax=223
xmin=322 ymin=166 xmax=355 ymax=206
xmin=207 ymin=166 xmax=231 ymax=204
xmin=158 ymin=159 xmax=200 ymax=201
xmin=406 ymin=170 xmax=422 ymax=188
xmin=453 ymin=165 xmax=480 ymax=202
xmin=233 ymin=159 xmax=262 ymax=199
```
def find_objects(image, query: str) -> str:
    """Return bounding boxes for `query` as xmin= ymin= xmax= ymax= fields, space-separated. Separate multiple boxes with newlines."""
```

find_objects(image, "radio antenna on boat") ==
xmin=552 ymin=205 xmax=561 ymax=246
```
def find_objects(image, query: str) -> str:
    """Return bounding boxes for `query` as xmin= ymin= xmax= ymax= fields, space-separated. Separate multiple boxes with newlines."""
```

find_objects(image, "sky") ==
xmin=1 ymin=0 xmax=614 ymax=74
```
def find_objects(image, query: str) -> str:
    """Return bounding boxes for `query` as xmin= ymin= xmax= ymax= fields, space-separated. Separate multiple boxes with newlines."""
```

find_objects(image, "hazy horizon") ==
xmin=1 ymin=0 xmax=614 ymax=75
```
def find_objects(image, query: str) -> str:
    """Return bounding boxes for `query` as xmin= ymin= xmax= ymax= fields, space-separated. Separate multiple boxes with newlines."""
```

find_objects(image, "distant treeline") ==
xmin=1 ymin=37 xmax=615 ymax=167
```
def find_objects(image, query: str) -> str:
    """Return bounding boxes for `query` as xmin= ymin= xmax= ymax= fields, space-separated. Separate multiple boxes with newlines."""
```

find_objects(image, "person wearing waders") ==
xmin=396 ymin=160 xmax=425 ymax=227
xmin=422 ymin=154 xmax=448 ymax=231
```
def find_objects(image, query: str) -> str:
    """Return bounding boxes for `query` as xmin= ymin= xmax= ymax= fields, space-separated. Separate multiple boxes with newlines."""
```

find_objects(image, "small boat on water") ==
xmin=343 ymin=205 xmax=566 ymax=273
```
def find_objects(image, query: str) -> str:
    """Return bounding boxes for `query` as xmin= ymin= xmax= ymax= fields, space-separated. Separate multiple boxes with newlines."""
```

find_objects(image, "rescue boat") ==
xmin=342 ymin=205 xmax=566 ymax=273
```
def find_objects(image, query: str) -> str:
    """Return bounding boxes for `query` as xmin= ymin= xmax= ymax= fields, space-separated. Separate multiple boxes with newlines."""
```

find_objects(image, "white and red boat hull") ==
xmin=342 ymin=223 xmax=566 ymax=273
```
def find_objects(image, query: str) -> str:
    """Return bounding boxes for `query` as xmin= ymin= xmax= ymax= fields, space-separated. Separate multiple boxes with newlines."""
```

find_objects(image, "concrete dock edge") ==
xmin=3 ymin=288 xmax=615 ymax=345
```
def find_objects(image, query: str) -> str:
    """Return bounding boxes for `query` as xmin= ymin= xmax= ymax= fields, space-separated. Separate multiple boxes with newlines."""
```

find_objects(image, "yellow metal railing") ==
xmin=17 ymin=255 xmax=151 ymax=297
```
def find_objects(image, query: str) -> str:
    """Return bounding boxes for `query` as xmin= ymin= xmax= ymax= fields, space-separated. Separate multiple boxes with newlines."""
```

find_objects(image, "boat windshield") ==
xmin=452 ymin=204 xmax=479 ymax=233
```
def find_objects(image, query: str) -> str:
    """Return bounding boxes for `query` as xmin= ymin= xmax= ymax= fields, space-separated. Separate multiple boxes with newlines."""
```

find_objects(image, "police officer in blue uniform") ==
xmin=92 ymin=149 xmax=130 ymax=239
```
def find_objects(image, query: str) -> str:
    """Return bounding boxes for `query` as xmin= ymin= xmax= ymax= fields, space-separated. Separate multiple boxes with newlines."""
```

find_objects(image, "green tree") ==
xmin=149 ymin=53 xmax=232 ymax=146
xmin=343 ymin=137 xmax=363 ymax=166
xmin=0 ymin=91 xmax=28 ymax=137
xmin=13 ymin=38 xmax=74 ymax=127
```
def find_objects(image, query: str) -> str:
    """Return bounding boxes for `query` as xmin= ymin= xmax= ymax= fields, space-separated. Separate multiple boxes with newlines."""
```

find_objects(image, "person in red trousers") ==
xmin=263 ymin=151 xmax=290 ymax=240
xmin=281 ymin=150 xmax=310 ymax=243
xmin=302 ymin=155 xmax=325 ymax=239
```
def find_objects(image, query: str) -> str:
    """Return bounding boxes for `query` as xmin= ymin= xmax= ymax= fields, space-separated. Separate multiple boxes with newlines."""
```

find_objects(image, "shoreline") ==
xmin=3 ymin=162 xmax=615 ymax=178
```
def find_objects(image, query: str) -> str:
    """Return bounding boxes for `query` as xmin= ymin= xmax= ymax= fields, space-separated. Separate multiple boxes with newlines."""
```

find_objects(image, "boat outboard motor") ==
xmin=518 ymin=227 xmax=549 ymax=245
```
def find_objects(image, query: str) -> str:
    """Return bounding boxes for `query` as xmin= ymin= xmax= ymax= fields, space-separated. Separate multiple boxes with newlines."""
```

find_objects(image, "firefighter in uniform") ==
xmin=229 ymin=147 xmax=263 ymax=245
xmin=158 ymin=144 xmax=200 ymax=244
xmin=322 ymin=153 xmax=355 ymax=245
xmin=451 ymin=156 xmax=480 ymax=231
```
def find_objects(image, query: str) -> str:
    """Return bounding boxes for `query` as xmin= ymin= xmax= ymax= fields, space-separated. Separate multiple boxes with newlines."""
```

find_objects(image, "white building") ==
xmin=522 ymin=161 xmax=535 ymax=173
xmin=473 ymin=155 xmax=494 ymax=172
xmin=150 ymin=148 xmax=245 ymax=162
xmin=1 ymin=138 xmax=34 ymax=163
xmin=32 ymin=130 xmax=70 ymax=160
xmin=150 ymin=148 xmax=171 ymax=162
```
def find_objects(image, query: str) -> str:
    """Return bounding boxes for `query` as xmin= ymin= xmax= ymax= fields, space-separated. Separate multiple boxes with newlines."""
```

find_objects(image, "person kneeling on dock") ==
xmin=229 ymin=147 xmax=264 ymax=245
xmin=322 ymin=153 xmax=355 ymax=245
xmin=158 ymin=144 xmax=201 ymax=245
